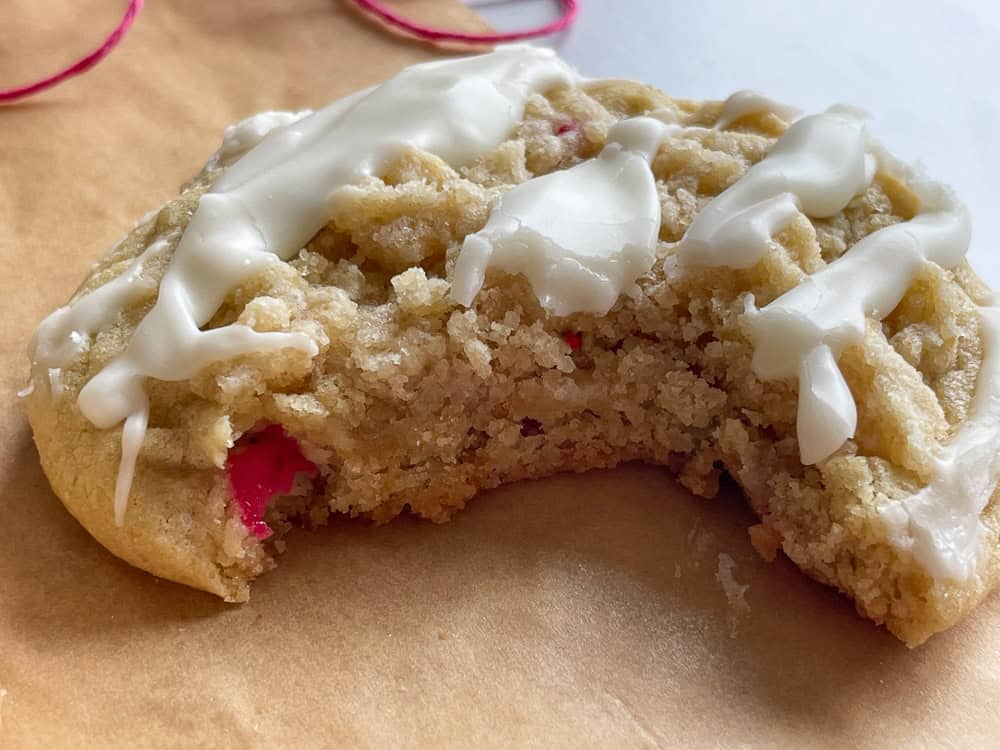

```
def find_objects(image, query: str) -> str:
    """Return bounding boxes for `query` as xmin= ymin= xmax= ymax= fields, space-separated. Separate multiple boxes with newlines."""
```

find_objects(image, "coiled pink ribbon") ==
xmin=353 ymin=0 xmax=578 ymax=44
xmin=0 ymin=0 xmax=144 ymax=103
xmin=0 ymin=1 xmax=578 ymax=104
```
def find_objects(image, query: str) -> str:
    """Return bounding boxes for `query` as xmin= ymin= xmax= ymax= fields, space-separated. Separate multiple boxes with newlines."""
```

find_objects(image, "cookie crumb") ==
xmin=716 ymin=553 xmax=750 ymax=638
xmin=748 ymin=524 xmax=782 ymax=562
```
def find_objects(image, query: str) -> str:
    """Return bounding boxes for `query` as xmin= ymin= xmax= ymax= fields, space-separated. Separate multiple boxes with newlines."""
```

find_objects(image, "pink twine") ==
xmin=0 ymin=0 xmax=143 ymax=104
xmin=0 ymin=0 xmax=578 ymax=104
xmin=351 ymin=0 xmax=579 ymax=44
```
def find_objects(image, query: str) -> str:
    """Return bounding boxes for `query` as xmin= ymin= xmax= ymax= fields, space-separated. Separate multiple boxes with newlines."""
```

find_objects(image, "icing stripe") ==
xmin=715 ymin=90 xmax=801 ymax=130
xmin=746 ymin=178 xmax=971 ymax=465
xmin=30 ymin=233 xmax=173 ymax=377
xmin=880 ymin=304 xmax=1000 ymax=582
xmin=453 ymin=117 xmax=672 ymax=315
xmin=677 ymin=107 xmax=876 ymax=270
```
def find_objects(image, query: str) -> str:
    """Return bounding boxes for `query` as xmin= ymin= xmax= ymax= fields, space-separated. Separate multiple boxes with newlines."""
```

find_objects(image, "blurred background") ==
xmin=476 ymin=0 xmax=1000 ymax=286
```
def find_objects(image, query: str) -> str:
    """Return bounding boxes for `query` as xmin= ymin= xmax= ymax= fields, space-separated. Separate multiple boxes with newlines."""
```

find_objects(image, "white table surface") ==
xmin=474 ymin=0 xmax=1000 ymax=286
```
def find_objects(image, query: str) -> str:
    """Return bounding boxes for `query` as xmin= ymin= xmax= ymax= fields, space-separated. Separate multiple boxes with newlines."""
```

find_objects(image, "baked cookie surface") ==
xmin=26 ymin=46 xmax=1000 ymax=646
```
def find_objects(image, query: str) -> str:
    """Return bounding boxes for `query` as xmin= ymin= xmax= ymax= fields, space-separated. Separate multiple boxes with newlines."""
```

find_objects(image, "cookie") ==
xmin=25 ymin=45 xmax=1000 ymax=646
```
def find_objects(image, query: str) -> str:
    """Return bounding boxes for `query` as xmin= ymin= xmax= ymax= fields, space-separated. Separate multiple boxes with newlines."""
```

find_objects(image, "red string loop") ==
xmin=0 ymin=0 xmax=144 ymax=104
xmin=0 ymin=1 xmax=580 ymax=104
xmin=352 ymin=0 xmax=579 ymax=44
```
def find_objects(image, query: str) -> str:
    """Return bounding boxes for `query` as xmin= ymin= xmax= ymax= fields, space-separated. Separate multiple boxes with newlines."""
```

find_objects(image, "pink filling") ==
xmin=562 ymin=330 xmax=583 ymax=351
xmin=555 ymin=119 xmax=581 ymax=136
xmin=227 ymin=424 xmax=317 ymax=539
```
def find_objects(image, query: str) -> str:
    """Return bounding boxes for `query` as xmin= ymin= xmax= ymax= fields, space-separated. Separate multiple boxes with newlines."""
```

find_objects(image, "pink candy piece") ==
xmin=555 ymin=120 xmax=581 ymax=136
xmin=562 ymin=331 xmax=583 ymax=351
xmin=227 ymin=425 xmax=317 ymax=539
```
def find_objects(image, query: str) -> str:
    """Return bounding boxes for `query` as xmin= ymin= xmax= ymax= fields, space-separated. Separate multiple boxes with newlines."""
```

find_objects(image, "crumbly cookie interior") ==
xmin=40 ymin=79 xmax=999 ymax=645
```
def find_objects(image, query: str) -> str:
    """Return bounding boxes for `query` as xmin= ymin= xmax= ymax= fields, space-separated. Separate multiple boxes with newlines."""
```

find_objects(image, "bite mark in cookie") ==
xmin=227 ymin=424 xmax=317 ymax=539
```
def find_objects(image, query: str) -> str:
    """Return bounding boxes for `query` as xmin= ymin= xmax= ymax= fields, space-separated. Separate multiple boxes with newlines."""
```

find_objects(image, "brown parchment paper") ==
xmin=1 ymin=2 xmax=999 ymax=747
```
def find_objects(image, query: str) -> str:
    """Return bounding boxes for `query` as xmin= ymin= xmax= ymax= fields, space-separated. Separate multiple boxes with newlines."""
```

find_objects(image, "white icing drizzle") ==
xmin=30 ymin=234 xmax=174 ymax=382
xmin=30 ymin=45 xmax=578 ymax=524
xmin=677 ymin=107 xmax=876 ymax=270
xmin=746 ymin=178 xmax=970 ymax=464
xmin=879 ymin=303 xmax=1000 ymax=582
xmin=452 ymin=117 xmax=672 ymax=315
xmin=674 ymin=103 xmax=973 ymax=469
xmin=210 ymin=110 xmax=312 ymax=170
xmin=673 ymin=106 xmax=876 ymax=462
xmin=47 ymin=369 xmax=64 ymax=401
xmin=715 ymin=90 xmax=801 ymax=130
xmin=674 ymin=100 xmax=996 ymax=580
xmin=115 ymin=408 xmax=148 ymax=526
xmin=186 ymin=112 xmax=313 ymax=195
